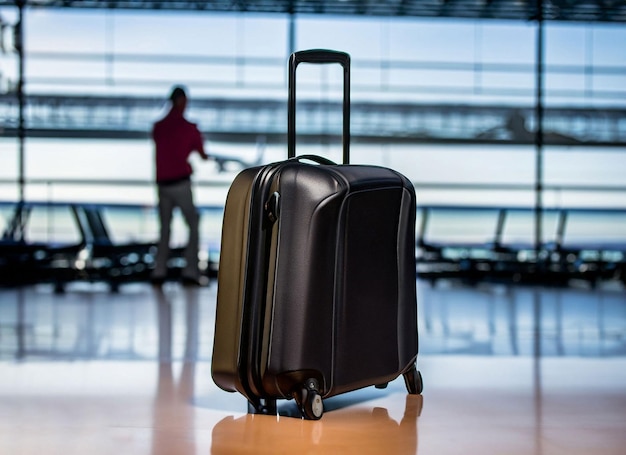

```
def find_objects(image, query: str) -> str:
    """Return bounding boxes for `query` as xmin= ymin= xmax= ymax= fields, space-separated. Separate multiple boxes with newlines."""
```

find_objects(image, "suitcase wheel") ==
xmin=295 ymin=378 xmax=324 ymax=420
xmin=403 ymin=365 xmax=424 ymax=395
xmin=375 ymin=382 xmax=389 ymax=389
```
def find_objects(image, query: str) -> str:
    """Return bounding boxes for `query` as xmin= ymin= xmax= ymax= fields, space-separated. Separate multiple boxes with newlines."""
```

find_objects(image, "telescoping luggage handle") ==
xmin=288 ymin=49 xmax=350 ymax=164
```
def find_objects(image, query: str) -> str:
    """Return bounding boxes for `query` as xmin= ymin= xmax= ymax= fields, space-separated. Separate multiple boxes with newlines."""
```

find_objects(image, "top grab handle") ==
xmin=290 ymin=49 xmax=351 ymax=68
xmin=288 ymin=49 xmax=351 ymax=164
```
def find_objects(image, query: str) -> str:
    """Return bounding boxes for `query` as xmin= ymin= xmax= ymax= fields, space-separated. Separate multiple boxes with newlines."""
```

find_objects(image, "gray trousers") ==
xmin=153 ymin=179 xmax=200 ymax=280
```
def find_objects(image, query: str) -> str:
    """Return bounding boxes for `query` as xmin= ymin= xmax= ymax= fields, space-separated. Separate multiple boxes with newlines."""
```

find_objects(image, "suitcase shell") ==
xmin=212 ymin=50 xmax=422 ymax=419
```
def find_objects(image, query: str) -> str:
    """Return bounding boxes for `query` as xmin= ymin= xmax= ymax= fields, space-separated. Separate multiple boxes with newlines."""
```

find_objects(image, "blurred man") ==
xmin=151 ymin=86 xmax=209 ymax=286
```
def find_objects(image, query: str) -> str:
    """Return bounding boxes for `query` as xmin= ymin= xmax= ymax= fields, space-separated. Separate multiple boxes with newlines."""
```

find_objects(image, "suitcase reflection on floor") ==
xmin=211 ymin=394 xmax=422 ymax=454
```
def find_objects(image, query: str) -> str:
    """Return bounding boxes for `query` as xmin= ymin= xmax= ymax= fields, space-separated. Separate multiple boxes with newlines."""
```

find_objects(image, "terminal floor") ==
xmin=0 ymin=279 xmax=625 ymax=454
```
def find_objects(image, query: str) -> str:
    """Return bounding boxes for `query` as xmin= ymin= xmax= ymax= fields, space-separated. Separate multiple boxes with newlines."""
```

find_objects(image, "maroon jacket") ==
xmin=152 ymin=108 xmax=204 ymax=184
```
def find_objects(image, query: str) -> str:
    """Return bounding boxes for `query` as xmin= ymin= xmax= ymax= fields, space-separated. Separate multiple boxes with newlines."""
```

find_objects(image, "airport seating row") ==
xmin=0 ymin=201 xmax=220 ymax=291
xmin=2 ymin=201 xmax=624 ymax=289
xmin=416 ymin=205 xmax=626 ymax=286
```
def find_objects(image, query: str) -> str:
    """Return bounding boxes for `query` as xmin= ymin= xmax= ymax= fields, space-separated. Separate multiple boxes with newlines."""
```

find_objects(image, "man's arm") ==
xmin=198 ymin=144 xmax=209 ymax=160
xmin=194 ymin=125 xmax=209 ymax=160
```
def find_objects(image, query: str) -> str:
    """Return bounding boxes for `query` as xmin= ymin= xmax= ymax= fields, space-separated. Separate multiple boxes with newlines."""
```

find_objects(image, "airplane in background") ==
xmin=209 ymin=135 xmax=267 ymax=173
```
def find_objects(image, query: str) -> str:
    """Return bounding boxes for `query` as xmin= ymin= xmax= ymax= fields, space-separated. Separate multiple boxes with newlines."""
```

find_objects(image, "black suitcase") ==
xmin=212 ymin=49 xmax=423 ymax=420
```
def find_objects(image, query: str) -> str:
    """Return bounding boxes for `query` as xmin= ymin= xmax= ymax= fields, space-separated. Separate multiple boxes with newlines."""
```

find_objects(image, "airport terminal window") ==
xmin=500 ymin=210 xmax=559 ymax=247
xmin=0 ymin=206 xmax=11 ymax=236
xmin=424 ymin=208 xmax=500 ymax=245
xmin=101 ymin=207 xmax=159 ymax=244
xmin=25 ymin=205 xmax=82 ymax=245
xmin=564 ymin=211 xmax=626 ymax=247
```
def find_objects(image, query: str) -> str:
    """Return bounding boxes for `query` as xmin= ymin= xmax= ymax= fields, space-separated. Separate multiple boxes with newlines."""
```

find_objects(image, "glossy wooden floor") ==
xmin=0 ymin=279 xmax=625 ymax=454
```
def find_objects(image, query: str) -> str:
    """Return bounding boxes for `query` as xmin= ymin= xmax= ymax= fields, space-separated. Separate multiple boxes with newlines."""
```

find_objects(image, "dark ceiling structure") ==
xmin=1 ymin=0 xmax=625 ymax=23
